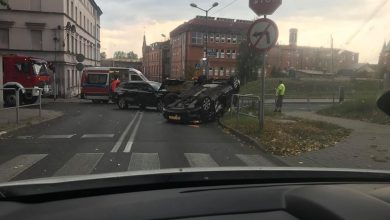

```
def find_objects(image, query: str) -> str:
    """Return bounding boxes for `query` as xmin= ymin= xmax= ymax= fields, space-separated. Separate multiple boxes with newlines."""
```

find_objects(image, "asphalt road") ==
xmin=0 ymin=102 xmax=279 ymax=183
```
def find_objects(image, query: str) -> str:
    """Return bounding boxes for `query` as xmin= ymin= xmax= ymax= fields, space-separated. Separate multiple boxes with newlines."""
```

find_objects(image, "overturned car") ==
xmin=162 ymin=76 xmax=240 ymax=123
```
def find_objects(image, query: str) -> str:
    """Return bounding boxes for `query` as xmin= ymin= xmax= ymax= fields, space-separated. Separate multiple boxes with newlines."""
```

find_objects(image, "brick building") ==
xmin=170 ymin=16 xmax=251 ymax=80
xmin=168 ymin=16 xmax=360 ymax=80
xmin=142 ymin=36 xmax=170 ymax=82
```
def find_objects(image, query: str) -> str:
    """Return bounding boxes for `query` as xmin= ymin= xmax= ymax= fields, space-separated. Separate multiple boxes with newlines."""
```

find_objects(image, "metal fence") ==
xmin=0 ymin=88 xmax=43 ymax=125
xmin=230 ymin=94 xmax=263 ymax=129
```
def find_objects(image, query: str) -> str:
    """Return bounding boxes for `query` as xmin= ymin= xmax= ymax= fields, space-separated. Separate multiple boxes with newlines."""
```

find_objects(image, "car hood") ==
xmin=1 ymin=167 xmax=390 ymax=199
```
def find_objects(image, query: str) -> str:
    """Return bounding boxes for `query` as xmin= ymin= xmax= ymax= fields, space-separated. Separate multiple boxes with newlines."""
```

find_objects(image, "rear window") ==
xmin=87 ymin=74 xmax=107 ymax=84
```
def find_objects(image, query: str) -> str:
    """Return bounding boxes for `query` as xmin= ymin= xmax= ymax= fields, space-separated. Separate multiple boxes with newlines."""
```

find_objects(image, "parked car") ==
xmin=163 ymin=76 xmax=240 ymax=123
xmin=111 ymin=81 xmax=166 ymax=111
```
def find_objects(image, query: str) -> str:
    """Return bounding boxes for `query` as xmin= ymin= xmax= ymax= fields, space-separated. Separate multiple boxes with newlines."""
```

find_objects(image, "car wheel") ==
xmin=117 ymin=98 xmax=128 ymax=109
xmin=156 ymin=99 xmax=164 ymax=112
xmin=200 ymin=97 xmax=216 ymax=122
xmin=23 ymin=96 xmax=38 ymax=105
xmin=4 ymin=90 xmax=22 ymax=107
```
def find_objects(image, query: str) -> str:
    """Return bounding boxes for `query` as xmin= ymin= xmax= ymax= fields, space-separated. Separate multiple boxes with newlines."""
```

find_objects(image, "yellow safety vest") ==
xmin=276 ymin=83 xmax=286 ymax=96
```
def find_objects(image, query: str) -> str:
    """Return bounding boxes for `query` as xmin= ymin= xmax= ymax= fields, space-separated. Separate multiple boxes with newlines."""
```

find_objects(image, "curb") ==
xmin=0 ymin=111 xmax=64 ymax=136
xmin=218 ymin=119 xmax=288 ymax=166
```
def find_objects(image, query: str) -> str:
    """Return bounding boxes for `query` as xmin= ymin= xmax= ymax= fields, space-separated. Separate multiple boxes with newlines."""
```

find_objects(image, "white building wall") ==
xmin=0 ymin=0 xmax=101 ymax=98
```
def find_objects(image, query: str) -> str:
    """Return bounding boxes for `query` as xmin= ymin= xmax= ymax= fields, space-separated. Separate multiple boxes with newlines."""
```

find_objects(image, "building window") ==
xmin=219 ymin=67 xmax=224 ymax=76
xmin=75 ymin=36 xmax=78 ymax=54
xmin=71 ymin=1 xmax=74 ymax=18
xmin=79 ymin=37 xmax=82 ymax=54
xmin=75 ymin=7 xmax=78 ymax=21
xmin=232 ymin=35 xmax=237 ymax=44
xmin=0 ymin=29 xmax=9 ymax=49
xmin=232 ymin=50 xmax=237 ymax=59
xmin=231 ymin=68 xmax=235 ymax=75
xmin=31 ymin=0 xmax=41 ymax=11
xmin=31 ymin=30 xmax=43 ymax=50
xmin=66 ymin=0 xmax=69 ymax=15
xmin=80 ymin=12 xmax=82 ymax=25
xmin=191 ymin=32 xmax=203 ymax=45
xmin=84 ymin=16 xmax=86 ymax=29
xmin=0 ymin=0 xmax=8 ymax=9
xmin=67 ymin=70 xmax=71 ymax=90
xmin=220 ymin=49 xmax=225 ymax=58
xmin=210 ymin=33 xmax=214 ymax=43
xmin=221 ymin=34 xmax=226 ymax=43
xmin=227 ymin=34 xmax=231 ymax=43
xmin=71 ymin=35 xmax=74 ymax=53
xmin=226 ymin=49 xmax=231 ymax=58
xmin=215 ymin=33 xmax=220 ymax=43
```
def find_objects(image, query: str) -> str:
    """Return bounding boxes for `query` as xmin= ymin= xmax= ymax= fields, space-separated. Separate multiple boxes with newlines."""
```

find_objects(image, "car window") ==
xmin=87 ymin=74 xmax=107 ymax=84
xmin=131 ymin=74 xmax=143 ymax=81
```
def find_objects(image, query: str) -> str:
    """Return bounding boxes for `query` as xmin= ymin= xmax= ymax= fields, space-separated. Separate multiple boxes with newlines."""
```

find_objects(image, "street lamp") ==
xmin=190 ymin=2 xmax=219 ymax=78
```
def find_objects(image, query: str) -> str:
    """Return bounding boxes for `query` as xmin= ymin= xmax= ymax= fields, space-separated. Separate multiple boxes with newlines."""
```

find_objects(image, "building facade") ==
xmin=142 ymin=36 xmax=170 ymax=82
xmin=0 ymin=0 xmax=102 ymax=98
xmin=170 ymin=16 xmax=250 ymax=80
xmin=169 ymin=16 xmax=359 ymax=80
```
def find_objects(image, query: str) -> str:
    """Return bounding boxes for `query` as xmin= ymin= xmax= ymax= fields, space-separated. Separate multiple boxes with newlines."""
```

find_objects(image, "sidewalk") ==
xmin=264 ymin=98 xmax=336 ymax=104
xmin=0 ymin=107 xmax=63 ymax=135
xmin=42 ymin=97 xmax=91 ymax=104
xmin=278 ymin=111 xmax=390 ymax=170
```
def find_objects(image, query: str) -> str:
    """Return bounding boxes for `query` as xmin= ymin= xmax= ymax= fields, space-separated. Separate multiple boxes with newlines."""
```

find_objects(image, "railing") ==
xmin=0 ymin=88 xmax=43 ymax=125
xmin=230 ymin=94 xmax=263 ymax=129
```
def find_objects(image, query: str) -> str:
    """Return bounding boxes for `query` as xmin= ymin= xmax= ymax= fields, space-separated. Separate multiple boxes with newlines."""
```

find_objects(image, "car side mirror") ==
xmin=377 ymin=90 xmax=390 ymax=116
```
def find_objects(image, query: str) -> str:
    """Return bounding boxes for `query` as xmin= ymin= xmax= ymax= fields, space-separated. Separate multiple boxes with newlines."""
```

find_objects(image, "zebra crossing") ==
xmin=0 ymin=152 xmax=276 ymax=183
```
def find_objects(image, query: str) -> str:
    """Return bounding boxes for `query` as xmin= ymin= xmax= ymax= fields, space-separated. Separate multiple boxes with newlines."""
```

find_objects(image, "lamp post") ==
xmin=190 ymin=2 xmax=218 ymax=78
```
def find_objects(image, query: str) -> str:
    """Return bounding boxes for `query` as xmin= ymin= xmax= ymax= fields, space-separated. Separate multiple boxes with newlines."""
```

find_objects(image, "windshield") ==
xmin=0 ymin=0 xmax=390 ymax=186
xmin=32 ymin=62 xmax=49 ymax=76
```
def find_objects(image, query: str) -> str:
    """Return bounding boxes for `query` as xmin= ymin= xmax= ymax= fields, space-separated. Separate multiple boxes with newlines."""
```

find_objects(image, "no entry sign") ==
xmin=249 ymin=0 xmax=282 ymax=16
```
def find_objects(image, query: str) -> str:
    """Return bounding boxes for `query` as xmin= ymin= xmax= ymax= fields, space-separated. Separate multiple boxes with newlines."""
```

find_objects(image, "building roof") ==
xmin=90 ymin=0 xmax=103 ymax=15
xmin=170 ymin=16 xmax=252 ymax=37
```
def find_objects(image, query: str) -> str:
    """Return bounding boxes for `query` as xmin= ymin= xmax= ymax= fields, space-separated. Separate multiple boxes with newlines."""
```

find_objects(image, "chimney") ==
xmin=289 ymin=28 xmax=298 ymax=47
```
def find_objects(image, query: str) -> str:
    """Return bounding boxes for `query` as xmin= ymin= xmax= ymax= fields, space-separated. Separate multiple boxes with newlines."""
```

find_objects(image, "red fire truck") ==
xmin=1 ymin=55 xmax=51 ymax=106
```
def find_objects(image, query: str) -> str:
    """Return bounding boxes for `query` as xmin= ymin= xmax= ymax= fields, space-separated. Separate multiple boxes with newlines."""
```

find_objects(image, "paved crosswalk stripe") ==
xmin=185 ymin=153 xmax=219 ymax=167
xmin=123 ymin=113 xmax=144 ymax=153
xmin=128 ymin=153 xmax=160 ymax=171
xmin=54 ymin=153 xmax=103 ymax=177
xmin=236 ymin=154 xmax=274 ymax=166
xmin=39 ymin=134 xmax=75 ymax=139
xmin=0 ymin=154 xmax=47 ymax=182
xmin=81 ymin=134 xmax=115 ymax=138
xmin=111 ymin=112 xmax=139 ymax=153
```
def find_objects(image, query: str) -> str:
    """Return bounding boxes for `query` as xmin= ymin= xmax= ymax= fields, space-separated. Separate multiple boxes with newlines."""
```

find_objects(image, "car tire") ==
xmin=117 ymin=98 xmax=128 ymax=109
xmin=4 ymin=89 xmax=22 ymax=107
xmin=23 ymin=95 xmax=38 ymax=105
xmin=200 ymin=97 xmax=216 ymax=122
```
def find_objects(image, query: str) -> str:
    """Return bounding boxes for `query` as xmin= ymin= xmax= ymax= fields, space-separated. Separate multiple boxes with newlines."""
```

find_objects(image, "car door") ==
xmin=122 ymin=83 xmax=138 ymax=104
xmin=137 ymin=83 xmax=158 ymax=107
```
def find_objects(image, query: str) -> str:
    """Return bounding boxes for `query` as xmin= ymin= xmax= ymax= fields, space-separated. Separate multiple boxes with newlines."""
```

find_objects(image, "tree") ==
xmin=236 ymin=41 xmax=264 ymax=85
xmin=126 ymin=51 xmax=138 ymax=60
xmin=113 ymin=51 xmax=127 ymax=59
xmin=100 ymin=52 xmax=107 ymax=59
xmin=0 ymin=0 xmax=10 ymax=9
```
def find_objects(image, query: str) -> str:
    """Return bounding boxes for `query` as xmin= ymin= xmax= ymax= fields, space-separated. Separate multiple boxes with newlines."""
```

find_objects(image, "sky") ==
xmin=95 ymin=0 xmax=390 ymax=63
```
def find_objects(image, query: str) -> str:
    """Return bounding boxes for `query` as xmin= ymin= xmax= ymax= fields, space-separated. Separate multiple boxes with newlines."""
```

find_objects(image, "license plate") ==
xmin=169 ymin=115 xmax=181 ymax=121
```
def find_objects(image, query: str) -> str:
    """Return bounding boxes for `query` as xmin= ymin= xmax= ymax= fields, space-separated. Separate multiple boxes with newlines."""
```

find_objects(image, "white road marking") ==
xmin=54 ymin=153 xmax=104 ymax=177
xmin=123 ymin=113 xmax=144 ymax=153
xmin=236 ymin=154 xmax=274 ymax=166
xmin=128 ymin=153 xmax=160 ymax=171
xmin=81 ymin=134 xmax=115 ymax=138
xmin=185 ymin=153 xmax=219 ymax=167
xmin=0 ymin=154 xmax=47 ymax=182
xmin=0 ymin=131 xmax=7 ymax=136
xmin=39 ymin=134 xmax=75 ymax=139
xmin=111 ymin=112 xmax=140 ymax=153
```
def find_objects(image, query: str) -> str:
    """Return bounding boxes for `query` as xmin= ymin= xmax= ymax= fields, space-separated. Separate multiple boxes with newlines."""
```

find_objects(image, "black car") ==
xmin=112 ymin=81 xmax=166 ymax=111
xmin=163 ymin=76 xmax=240 ymax=123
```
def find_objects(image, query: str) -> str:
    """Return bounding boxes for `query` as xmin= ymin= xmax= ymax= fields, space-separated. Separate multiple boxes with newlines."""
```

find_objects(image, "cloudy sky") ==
xmin=95 ymin=0 xmax=390 ymax=63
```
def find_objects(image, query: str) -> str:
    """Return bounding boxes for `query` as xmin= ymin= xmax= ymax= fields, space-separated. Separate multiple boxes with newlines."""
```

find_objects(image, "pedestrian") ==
xmin=110 ymin=77 xmax=121 ymax=95
xmin=274 ymin=80 xmax=286 ymax=113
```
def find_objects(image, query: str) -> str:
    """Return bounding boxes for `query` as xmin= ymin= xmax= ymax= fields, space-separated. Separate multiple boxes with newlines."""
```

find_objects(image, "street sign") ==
xmin=76 ymin=63 xmax=85 ymax=71
xmin=195 ymin=63 xmax=201 ymax=70
xmin=249 ymin=0 xmax=282 ymax=16
xmin=247 ymin=18 xmax=279 ymax=52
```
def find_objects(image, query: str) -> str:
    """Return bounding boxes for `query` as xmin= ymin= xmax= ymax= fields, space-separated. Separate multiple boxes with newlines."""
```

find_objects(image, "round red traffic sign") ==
xmin=249 ymin=0 xmax=282 ymax=16
xmin=247 ymin=18 xmax=279 ymax=52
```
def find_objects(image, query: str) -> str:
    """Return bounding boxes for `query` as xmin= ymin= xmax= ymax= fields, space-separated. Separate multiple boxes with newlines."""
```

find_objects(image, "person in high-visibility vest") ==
xmin=274 ymin=80 xmax=286 ymax=113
